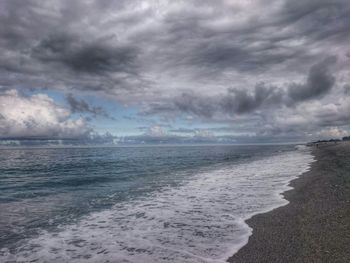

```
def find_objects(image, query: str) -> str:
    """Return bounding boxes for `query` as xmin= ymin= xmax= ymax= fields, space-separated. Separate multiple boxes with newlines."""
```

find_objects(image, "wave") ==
xmin=0 ymin=148 xmax=314 ymax=263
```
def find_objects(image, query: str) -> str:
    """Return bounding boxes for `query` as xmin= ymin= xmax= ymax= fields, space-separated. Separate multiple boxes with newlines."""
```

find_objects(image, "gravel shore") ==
xmin=228 ymin=142 xmax=350 ymax=263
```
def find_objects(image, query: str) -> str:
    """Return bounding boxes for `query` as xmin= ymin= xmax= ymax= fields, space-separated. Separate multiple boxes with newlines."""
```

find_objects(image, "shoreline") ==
xmin=228 ymin=141 xmax=350 ymax=263
xmin=220 ymin=145 xmax=314 ymax=261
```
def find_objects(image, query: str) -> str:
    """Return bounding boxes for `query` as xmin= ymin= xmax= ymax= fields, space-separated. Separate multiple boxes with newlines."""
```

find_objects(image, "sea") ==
xmin=0 ymin=144 xmax=314 ymax=263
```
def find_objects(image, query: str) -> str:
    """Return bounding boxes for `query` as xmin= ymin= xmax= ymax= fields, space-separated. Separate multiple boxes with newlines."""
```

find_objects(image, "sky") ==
xmin=0 ymin=0 xmax=350 ymax=145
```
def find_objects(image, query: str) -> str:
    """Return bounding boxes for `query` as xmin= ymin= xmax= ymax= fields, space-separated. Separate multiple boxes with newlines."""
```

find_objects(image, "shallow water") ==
xmin=0 ymin=145 xmax=314 ymax=262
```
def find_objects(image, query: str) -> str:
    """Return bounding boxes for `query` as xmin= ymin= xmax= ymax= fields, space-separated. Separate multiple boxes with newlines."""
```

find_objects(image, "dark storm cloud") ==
xmin=0 ymin=0 xmax=143 ymax=94
xmin=221 ymin=84 xmax=283 ymax=114
xmin=32 ymin=34 xmax=139 ymax=74
xmin=343 ymin=84 xmax=350 ymax=94
xmin=0 ymin=0 xmax=348 ymax=91
xmin=66 ymin=93 xmax=111 ymax=118
xmin=288 ymin=56 xmax=337 ymax=102
xmin=145 ymin=58 xmax=337 ymax=118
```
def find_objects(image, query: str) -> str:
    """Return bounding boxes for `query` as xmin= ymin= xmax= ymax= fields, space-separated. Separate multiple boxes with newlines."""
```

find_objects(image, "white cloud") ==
xmin=317 ymin=127 xmax=349 ymax=139
xmin=0 ymin=90 xmax=89 ymax=139
xmin=145 ymin=125 xmax=167 ymax=137
xmin=193 ymin=129 xmax=214 ymax=138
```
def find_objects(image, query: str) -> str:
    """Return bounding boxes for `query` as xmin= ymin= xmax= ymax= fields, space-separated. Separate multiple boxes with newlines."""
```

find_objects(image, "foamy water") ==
xmin=0 ymin=146 xmax=314 ymax=263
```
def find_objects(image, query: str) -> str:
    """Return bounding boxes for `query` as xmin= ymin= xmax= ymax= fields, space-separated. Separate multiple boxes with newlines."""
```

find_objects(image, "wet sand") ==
xmin=228 ymin=142 xmax=350 ymax=263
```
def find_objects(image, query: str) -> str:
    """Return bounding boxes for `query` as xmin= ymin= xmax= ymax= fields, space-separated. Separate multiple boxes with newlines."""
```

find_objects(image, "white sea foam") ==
xmin=1 ymin=148 xmax=314 ymax=263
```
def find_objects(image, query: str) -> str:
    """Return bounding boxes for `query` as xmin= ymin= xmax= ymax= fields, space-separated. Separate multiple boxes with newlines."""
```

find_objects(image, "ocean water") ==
xmin=0 ymin=145 xmax=314 ymax=263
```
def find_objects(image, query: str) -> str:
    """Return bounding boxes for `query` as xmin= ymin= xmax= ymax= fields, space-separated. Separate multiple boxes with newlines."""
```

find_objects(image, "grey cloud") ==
xmin=32 ymin=34 xmax=139 ymax=74
xmin=188 ymin=40 xmax=305 ymax=74
xmin=119 ymin=134 xmax=222 ymax=145
xmin=313 ymin=103 xmax=350 ymax=128
xmin=221 ymin=84 xmax=283 ymax=115
xmin=66 ymin=93 xmax=111 ymax=118
xmin=0 ymin=0 xmax=348 ymax=93
xmin=173 ymin=93 xmax=218 ymax=118
xmin=118 ymin=127 xmax=305 ymax=145
xmin=169 ymin=128 xmax=195 ymax=133
xmin=151 ymin=0 xmax=349 ymax=78
xmin=0 ymin=0 xmax=144 ymax=95
xmin=0 ymin=132 xmax=118 ymax=146
xmin=280 ymin=0 xmax=350 ymax=42
xmin=145 ymin=58 xmax=337 ymax=118
xmin=288 ymin=56 xmax=337 ymax=102
xmin=343 ymin=84 xmax=350 ymax=94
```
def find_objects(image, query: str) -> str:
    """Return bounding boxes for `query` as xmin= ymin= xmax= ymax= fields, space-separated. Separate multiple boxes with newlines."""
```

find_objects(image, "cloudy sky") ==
xmin=1 ymin=0 xmax=350 ymax=144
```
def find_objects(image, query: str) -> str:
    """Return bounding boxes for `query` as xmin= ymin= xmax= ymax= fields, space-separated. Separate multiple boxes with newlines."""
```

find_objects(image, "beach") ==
xmin=228 ymin=142 xmax=350 ymax=263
